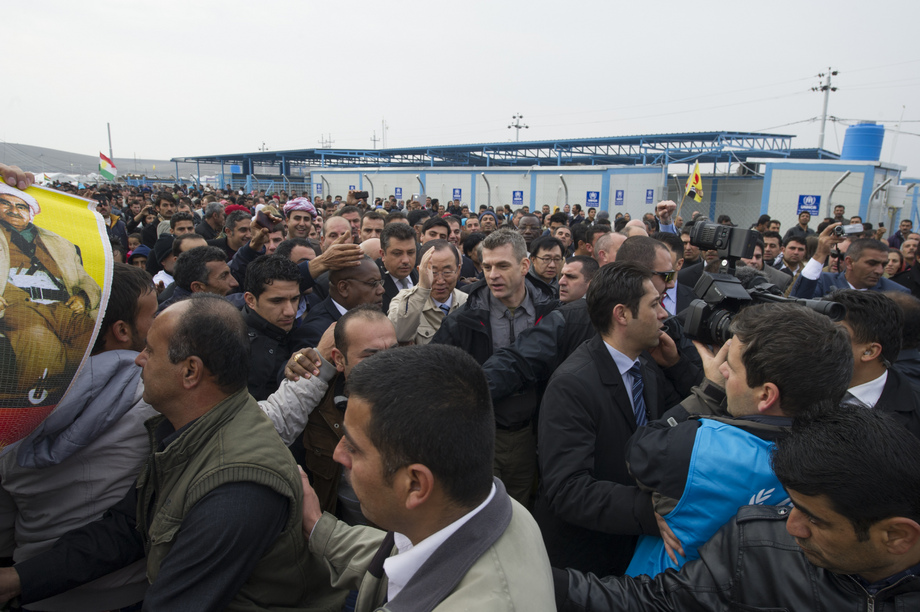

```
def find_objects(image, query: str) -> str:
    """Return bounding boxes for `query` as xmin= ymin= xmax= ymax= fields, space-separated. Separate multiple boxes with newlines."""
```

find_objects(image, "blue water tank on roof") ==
xmin=840 ymin=122 xmax=885 ymax=161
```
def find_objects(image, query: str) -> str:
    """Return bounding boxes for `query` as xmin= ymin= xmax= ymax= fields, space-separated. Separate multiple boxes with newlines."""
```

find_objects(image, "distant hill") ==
xmin=0 ymin=142 xmax=223 ymax=178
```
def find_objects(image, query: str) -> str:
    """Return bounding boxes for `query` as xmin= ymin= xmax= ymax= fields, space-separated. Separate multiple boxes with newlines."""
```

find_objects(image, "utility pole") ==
xmin=318 ymin=134 xmax=334 ymax=148
xmin=259 ymin=142 xmax=268 ymax=152
xmin=812 ymin=68 xmax=838 ymax=150
xmin=370 ymin=130 xmax=380 ymax=149
xmin=106 ymin=122 xmax=113 ymax=161
xmin=508 ymin=113 xmax=529 ymax=142
xmin=381 ymin=118 xmax=389 ymax=149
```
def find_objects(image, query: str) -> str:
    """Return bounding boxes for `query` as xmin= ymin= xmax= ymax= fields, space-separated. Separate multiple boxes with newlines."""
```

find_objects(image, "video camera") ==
xmin=682 ymin=220 xmax=845 ymax=344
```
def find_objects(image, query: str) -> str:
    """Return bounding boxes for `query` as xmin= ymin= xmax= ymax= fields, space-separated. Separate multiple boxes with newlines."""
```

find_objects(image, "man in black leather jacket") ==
xmin=557 ymin=406 xmax=920 ymax=611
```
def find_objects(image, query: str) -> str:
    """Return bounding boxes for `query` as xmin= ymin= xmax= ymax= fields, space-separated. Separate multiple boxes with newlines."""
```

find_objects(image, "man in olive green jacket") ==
xmin=0 ymin=295 xmax=344 ymax=611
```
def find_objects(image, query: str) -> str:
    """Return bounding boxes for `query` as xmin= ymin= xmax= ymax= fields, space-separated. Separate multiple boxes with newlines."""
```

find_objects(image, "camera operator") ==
xmin=624 ymin=303 xmax=853 ymax=577
xmin=790 ymin=223 xmax=910 ymax=298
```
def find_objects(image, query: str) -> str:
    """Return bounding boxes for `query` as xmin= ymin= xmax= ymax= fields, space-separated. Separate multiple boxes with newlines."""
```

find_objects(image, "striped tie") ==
xmin=438 ymin=304 xmax=450 ymax=317
xmin=628 ymin=362 xmax=648 ymax=427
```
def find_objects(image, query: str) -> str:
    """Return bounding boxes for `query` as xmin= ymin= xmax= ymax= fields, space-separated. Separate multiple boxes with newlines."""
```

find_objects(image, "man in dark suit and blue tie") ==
xmin=534 ymin=261 xmax=680 ymax=577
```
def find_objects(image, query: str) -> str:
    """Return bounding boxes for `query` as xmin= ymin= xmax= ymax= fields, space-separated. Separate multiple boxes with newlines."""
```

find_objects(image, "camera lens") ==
xmin=708 ymin=309 xmax=734 ymax=345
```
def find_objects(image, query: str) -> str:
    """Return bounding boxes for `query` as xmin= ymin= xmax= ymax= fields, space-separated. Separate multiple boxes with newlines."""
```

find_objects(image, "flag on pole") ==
xmin=99 ymin=153 xmax=117 ymax=181
xmin=684 ymin=161 xmax=703 ymax=203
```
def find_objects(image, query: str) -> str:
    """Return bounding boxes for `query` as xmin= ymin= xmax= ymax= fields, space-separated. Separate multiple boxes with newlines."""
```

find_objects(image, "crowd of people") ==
xmin=0 ymin=161 xmax=919 ymax=611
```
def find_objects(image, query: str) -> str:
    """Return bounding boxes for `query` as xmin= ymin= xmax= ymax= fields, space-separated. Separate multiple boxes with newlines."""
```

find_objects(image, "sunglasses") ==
xmin=652 ymin=270 xmax=677 ymax=283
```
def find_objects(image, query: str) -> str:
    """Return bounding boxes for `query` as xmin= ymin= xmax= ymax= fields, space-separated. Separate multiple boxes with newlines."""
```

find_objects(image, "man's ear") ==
xmin=243 ymin=292 xmax=257 ymax=310
xmin=331 ymin=347 xmax=346 ymax=373
xmin=182 ymin=356 xmax=205 ymax=389
xmin=757 ymin=382 xmax=782 ymax=416
xmin=878 ymin=517 xmax=920 ymax=556
xmin=189 ymin=280 xmax=205 ymax=294
xmin=402 ymin=463 xmax=435 ymax=511
xmin=111 ymin=320 xmax=132 ymax=344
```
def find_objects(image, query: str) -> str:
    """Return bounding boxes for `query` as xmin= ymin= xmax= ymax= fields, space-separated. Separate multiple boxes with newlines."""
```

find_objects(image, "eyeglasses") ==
xmin=431 ymin=268 xmax=457 ymax=279
xmin=344 ymin=278 xmax=385 ymax=288
xmin=534 ymin=256 xmax=563 ymax=264
xmin=652 ymin=270 xmax=677 ymax=283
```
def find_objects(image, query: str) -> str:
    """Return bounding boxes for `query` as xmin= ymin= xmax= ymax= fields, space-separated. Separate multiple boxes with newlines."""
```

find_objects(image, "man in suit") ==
xmin=534 ymin=261 xmax=680 ymax=577
xmin=825 ymin=290 xmax=920 ymax=439
xmin=297 ymin=256 xmax=384 ymax=349
xmin=791 ymin=225 xmax=909 ymax=299
xmin=653 ymin=232 xmax=695 ymax=316
xmin=377 ymin=223 xmax=418 ymax=314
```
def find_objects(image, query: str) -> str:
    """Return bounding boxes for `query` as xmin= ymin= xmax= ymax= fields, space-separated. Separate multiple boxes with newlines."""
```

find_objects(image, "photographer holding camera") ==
xmin=626 ymin=303 xmax=853 ymax=577
xmin=790 ymin=223 xmax=910 ymax=298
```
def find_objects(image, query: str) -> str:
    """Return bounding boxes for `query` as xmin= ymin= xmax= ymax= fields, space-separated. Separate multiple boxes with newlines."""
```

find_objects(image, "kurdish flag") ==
xmin=684 ymin=161 xmax=703 ymax=203
xmin=99 ymin=153 xmax=117 ymax=181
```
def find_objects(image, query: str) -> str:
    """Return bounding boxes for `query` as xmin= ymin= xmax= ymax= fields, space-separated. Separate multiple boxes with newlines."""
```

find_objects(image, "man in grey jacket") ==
xmin=302 ymin=344 xmax=555 ymax=611
xmin=0 ymin=263 xmax=157 ymax=611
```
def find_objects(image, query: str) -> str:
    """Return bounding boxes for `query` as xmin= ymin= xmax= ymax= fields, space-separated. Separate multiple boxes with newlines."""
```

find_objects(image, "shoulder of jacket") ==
xmin=736 ymin=505 xmax=791 ymax=523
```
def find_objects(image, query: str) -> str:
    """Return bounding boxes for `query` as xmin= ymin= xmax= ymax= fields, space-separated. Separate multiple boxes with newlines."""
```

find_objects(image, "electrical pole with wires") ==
xmin=813 ymin=68 xmax=838 ymax=150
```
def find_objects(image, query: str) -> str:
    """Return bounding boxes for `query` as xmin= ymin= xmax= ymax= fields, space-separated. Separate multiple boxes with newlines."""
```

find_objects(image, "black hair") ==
xmin=421 ymin=217 xmax=450 ymax=236
xmin=783 ymin=235 xmax=807 ymax=248
xmin=566 ymin=255 xmax=599 ymax=280
xmin=169 ymin=211 xmax=195 ymax=229
xmin=762 ymin=230 xmax=782 ymax=243
xmin=362 ymin=211 xmax=384 ymax=226
xmin=773 ymin=404 xmax=920 ymax=540
xmin=335 ymin=205 xmax=361 ymax=217
xmin=171 ymin=233 xmax=207 ymax=257
xmin=346 ymin=344 xmax=494 ymax=508
xmin=826 ymin=290 xmax=903 ymax=366
xmin=223 ymin=209 xmax=251 ymax=232
xmin=884 ymin=291 xmax=920 ymax=351
xmin=587 ymin=225 xmax=611 ymax=246
xmin=730 ymin=303 xmax=852 ymax=416
xmin=529 ymin=235 xmax=564 ymax=258
xmin=92 ymin=263 xmax=154 ymax=354
xmin=166 ymin=293 xmax=249 ymax=393
xmin=275 ymin=237 xmax=313 ymax=260
xmin=571 ymin=223 xmax=589 ymax=248
xmin=549 ymin=212 xmax=568 ymax=226
xmin=463 ymin=232 xmax=485 ymax=258
xmin=381 ymin=222 xmax=417 ymax=252
xmin=586 ymin=261 xmax=653 ymax=335
xmin=616 ymin=236 xmax=668 ymax=269
xmin=244 ymin=254 xmax=301 ymax=298
xmin=652 ymin=231 xmax=684 ymax=259
xmin=173 ymin=246 xmax=228 ymax=292
xmin=385 ymin=211 xmax=408 ymax=224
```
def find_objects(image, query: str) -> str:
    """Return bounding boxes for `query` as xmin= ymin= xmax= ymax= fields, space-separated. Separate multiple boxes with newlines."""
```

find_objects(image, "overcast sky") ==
xmin=6 ymin=0 xmax=920 ymax=175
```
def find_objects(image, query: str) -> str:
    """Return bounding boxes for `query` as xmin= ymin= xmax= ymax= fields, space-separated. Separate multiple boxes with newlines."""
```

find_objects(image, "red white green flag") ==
xmin=99 ymin=153 xmax=116 ymax=180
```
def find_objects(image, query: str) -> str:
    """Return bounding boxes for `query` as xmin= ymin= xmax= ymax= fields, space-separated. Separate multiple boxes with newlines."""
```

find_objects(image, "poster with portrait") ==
xmin=0 ymin=184 xmax=111 ymax=449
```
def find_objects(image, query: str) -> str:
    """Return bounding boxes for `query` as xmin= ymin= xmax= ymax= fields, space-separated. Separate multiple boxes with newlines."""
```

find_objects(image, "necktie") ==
xmin=628 ymin=362 xmax=648 ymax=427
xmin=399 ymin=278 xmax=408 ymax=290
xmin=438 ymin=304 xmax=450 ymax=317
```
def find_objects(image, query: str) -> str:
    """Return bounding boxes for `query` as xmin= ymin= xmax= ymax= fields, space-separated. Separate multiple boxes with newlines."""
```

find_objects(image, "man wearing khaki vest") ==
xmin=0 ymin=294 xmax=343 ymax=611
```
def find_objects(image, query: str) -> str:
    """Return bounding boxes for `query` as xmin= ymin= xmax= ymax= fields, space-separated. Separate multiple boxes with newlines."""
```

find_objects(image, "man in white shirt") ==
xmin=824 ymin=290 xmax=920 ymax=439
xmin=301 ymin=344 xmax=554 ymax=611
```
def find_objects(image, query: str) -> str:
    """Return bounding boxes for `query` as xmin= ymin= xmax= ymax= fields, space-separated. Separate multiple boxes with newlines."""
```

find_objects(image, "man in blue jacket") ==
xmin=624 ymin=303 xmax=853 ymax=577
xmin=791 ymin=224 xmax=909 ymax=298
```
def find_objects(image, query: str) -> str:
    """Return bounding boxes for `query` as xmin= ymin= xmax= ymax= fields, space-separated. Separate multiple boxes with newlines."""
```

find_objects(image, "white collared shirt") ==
xmin=432 ymin=294 xmax=453 ymax=311
xmin=603 ymin=341 xmax=640 ymax=411
xmin=390 ymin=273 xmax=413 ymax=291
xmin=802 ymin=257 xmax=865 ymax=289
xmin=384 ymin=483 xmax=496 ymax=601
xmin=331 ymin=298 xmax=348 ymax=316
xmin=663 ymin=284 xmax=678 ymax=316
xmin=848 ymin=370 xmax=889 ymax=408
